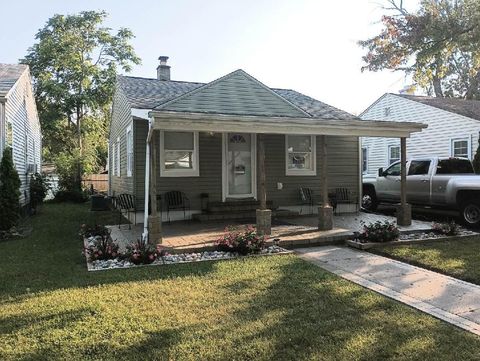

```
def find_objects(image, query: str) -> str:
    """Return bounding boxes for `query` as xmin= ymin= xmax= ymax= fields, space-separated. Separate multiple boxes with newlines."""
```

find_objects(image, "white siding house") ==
xmin=0 ymin=64 xmax=42 ymax=206
xmin=361 ymin=93 xmax=480 ymax=175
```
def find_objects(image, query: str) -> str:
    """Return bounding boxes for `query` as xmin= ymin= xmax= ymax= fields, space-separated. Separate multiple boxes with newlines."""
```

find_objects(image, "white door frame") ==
xmin=222 ymin=133 xmax=257 ymax=201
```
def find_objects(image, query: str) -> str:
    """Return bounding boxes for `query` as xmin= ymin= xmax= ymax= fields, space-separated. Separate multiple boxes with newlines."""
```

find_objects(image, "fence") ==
xmin=82 ymin=174 xmax=108 ymax=193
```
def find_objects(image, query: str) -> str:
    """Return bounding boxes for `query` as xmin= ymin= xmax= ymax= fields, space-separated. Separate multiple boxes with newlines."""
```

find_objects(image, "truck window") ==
xmin=436 ymin=159 xmax=474 ymax=174
xmin=385 ymin=162 xmax=401 ymax=176
xmin=408 ymin=160 xmax=431 ymax=175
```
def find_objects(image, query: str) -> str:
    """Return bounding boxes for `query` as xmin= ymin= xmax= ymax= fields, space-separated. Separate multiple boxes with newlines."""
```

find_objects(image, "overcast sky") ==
xmin=1 ymin=0 xmax=419 ymax=115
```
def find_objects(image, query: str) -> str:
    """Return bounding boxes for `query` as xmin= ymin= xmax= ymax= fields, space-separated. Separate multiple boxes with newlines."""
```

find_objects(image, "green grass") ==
xmin=1 ymin=203 xmax=480 ymax=360
xmin=372 ymin=237 xmax=480 ymax=285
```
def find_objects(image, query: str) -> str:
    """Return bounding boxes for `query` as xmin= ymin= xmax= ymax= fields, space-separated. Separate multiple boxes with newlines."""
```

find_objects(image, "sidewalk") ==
xmin=296 ymin=246 xmax=480 ymax=336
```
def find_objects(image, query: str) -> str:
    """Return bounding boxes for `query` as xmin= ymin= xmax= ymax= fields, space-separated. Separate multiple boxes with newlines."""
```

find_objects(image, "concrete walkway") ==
xmin=296 ymin=246 xmax=480 ymax=336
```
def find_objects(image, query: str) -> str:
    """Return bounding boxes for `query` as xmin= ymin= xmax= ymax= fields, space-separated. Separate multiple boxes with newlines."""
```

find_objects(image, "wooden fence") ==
xmin=82 ymin=174 xmax=108 ymax=192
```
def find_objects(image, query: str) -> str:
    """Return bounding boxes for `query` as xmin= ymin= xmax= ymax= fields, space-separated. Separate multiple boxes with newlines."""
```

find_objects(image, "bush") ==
xmin=82 ymin=224 xmax=119 ymax=261
xmin=0 ymin=148 xmax=21 ymax=231
xmin=216 ymin=225 xmax=266 ymax=255
xmin=54 ymin=189 xmax=89 ymax=203
xmin=432 ymin=221 xmax=460 ymax=236
xmin=358 ymin=221 xmax=400 ymax=243
xmin=124 ymin=239 xmax=160 ymax=265
xmin=30 ymin=173 xmax=49 ymax=211
xmin=80 ymin=223 xmax=111 ymax=238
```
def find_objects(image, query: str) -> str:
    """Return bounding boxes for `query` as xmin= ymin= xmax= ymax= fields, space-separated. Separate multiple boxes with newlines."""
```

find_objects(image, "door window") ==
xmin=227 ymin=133 xmax=253 ymax=196
xmin=408 ymin=160 xmax=431 ymax=176
xmin=385 ymin=162 xmax=401 ymax=176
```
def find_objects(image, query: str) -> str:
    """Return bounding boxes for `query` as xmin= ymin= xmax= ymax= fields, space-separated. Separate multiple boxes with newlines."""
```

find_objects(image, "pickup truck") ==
xmin=362 ymin=157 xmax=480 ymax=226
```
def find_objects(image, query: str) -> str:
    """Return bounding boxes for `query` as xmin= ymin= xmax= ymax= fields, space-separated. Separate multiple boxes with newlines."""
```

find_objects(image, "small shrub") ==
xmin=358 ymin=220 xmax=400 ymax=243
xmin=80 ymin=224 xmax=111 ymax=239
xmin=124 ymin=239 xmax=160 ymax=265
xmin=216 ymin=225 xmax=265 ymax=255
xmin=432 ymin=221 xmax=460 ymax=236
xmin=0 ymin=147 xmax=21 ymax=231
xmin=54 ymin=189 xmax=89 ymax=203
xmin=84 ymin=236 xmax=120 ymax=261
xmin=30 ymin=173 xmax=49 ymax=211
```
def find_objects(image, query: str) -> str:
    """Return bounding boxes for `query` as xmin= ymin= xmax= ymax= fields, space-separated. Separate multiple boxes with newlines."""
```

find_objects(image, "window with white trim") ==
xmin=116 ymin=137 xmax=121 ymax=176
xmin=361 ymin=147 xmax=368 ymax=174
xmin=126 ymin=125 xmax=133 ymax=177
xmin=111 ymin=142 xmax=116 ymax=177
xmin=451 ymin=138 xmax=470 ymax=158
xmin=388 ymin=145 xmax=400 ymax=165
xmin=5 ymin=118 xmax=13 ymax=148
xmin=286 ymin=135 xmax=316 ymax=176
xmin=160 ymin=131 xmax=199 ymax=177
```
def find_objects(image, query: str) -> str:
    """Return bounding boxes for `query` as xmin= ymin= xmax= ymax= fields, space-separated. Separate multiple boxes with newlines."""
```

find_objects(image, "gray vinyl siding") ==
xmin=133 ymin=130 xmax=359 ymax=211
xmin=160 ymin=70 xmax=307 ymax=117
xmin=3 ymin=71 xmax=41 ymax=206
xmin=109 ymin=86 xmax=134 ymax=196
xmin=361 ymin=94 xmax=480 ymax=175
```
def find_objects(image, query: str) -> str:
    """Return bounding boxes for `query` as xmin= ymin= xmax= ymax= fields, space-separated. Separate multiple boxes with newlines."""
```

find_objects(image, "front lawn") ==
xmin=1 ymin=203 xmax=480 ymax=360
xmin=372 ymin=238 xmax=480 ymax=285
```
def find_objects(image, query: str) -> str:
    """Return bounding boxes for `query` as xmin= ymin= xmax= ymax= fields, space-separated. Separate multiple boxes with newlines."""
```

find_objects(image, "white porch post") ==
xmin=148 ymin=131 xmax=162 ymax=244
xmin=396 ymin=137 xmax=412 ymax=226
xmin=142 ymin=129 xmax=151 ymax=242
xmin=318 ymin=135 xmax=333 ymax=230
xmin=256 ymin=134 xmax=271 ymax=236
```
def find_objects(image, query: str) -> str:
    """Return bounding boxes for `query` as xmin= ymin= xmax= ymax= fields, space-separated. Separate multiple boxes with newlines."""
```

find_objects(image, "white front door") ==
xmin=223 ymin=133 xmax=257 ymax=200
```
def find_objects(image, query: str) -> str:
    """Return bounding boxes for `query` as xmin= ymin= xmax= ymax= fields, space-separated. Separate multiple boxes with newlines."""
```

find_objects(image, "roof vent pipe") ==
xmin=157 ymin=56 xmax=171 ymax=81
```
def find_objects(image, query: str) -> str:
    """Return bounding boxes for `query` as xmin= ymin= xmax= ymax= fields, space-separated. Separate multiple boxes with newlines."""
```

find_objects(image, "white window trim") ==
xmin=450 ymin=137 xmax=471 ymax=159
xmin=126 ymin=125 xmax=133 ymax=177
xmin=116 ymin=137 xmax=121 ymax=176
xmin=388 ymin=144 xmax=400 ymax=165
xmin=111 ymin=141 xmax=115 ymax=177
xmin=361 ymin=146 xmax=368 ymax=174
xmin=160 ymin=130 xmax=199 ymax=177
xmin=285 ymin=135 xmax=317 ymax=176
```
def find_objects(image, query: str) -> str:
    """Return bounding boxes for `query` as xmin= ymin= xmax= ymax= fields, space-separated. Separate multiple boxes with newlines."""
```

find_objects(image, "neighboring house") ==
xmin=361 ymin=93 xmax=480 ymax=175
xmin=0 ymin=64 xmax=42 ymax=207
xmin=109 ymin=57 xmax=423 ymax=227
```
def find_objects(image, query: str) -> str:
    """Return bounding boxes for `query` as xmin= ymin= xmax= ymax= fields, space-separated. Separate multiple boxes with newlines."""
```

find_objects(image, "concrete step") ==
xmin=192 ymin=209 xmax=298 ymax=222
xmin=206 ymin=200 xmax=275 ymax=213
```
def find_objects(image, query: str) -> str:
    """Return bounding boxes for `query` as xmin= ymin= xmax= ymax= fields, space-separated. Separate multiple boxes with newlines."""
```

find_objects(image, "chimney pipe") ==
xmin=157 ymin=56 xmax=170 ymax=81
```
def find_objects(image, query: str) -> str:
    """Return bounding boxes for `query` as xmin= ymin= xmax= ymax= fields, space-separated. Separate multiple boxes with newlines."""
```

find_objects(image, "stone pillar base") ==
xmin=256 ymin=209 xmax=272 ymax=236
xmin=148 ymin=215 xmax=162 ymax=245
xmin=396 ymin=203 xmax=412 ymax=227
xmin=318 ymin=205 xmax=333 ymax=231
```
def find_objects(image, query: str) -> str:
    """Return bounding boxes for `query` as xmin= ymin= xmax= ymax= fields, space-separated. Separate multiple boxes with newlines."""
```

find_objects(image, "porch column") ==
xmin=318 ymin=135 xmax=333 ymax=230
xmin=148 ymin=130 xmax=162 ymax=244
xmin=396 ymin=137 xmax=412 ymax=226
xmin=256 ymin=134 xmax=271 ymax=236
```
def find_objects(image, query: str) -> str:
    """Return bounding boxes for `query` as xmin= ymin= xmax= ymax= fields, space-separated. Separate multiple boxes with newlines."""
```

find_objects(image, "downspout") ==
xmin=142 ymin=116 xmax=153 ymax=242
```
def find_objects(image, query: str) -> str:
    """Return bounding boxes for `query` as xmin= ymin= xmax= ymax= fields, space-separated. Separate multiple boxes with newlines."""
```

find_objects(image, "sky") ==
xmin=0 ymin=0 xmax=419 ymax=115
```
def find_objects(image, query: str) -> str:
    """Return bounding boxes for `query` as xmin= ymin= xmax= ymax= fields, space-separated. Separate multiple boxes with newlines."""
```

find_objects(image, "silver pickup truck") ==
xmin=362 ymin=157 xmax=480 ymax=226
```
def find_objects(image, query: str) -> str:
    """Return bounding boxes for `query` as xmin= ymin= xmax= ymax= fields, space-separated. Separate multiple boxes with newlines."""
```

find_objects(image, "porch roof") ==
xmin=148 ymin=110 xmax=427 ymax=138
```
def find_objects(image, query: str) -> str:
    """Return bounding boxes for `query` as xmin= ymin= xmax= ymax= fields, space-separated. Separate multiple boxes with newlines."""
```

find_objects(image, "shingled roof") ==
xmin=395 ymin=94 xmax=480 ymax=121
xmin=117 ymin=74 xmax=358 ymax=120
xmin=0 ymin=64 xmax=27 ymax=97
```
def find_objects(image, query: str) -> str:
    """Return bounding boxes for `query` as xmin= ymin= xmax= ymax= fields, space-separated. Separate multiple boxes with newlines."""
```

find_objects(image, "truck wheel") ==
xmin=362 ymin=189 xmax=378 ymax=212
xmin=461 ymin=202 xmax=480 ymax=228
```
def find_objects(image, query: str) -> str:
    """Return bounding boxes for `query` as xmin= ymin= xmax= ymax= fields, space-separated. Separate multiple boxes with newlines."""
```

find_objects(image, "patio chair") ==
xmin=299 ymin=187 xmax=314 ymax=214
xmin=116 ymin=193 xmax=137 ymax=229
xmin=164 ymin=191 xmax=190 ymax=222
xmin=331 ymin=188 xmax=357 ymax=215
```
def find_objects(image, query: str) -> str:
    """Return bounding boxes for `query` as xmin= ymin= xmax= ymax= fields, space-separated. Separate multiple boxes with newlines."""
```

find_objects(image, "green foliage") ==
xmin=123 ymin=239 xmax=159 ymax=264
xmin=359 ymin=0 xmax=480 ymax=99
xmin=21 ymin=10 xmax=140 ymax=191
xmin=29 ymin=173 xmax=48 ymax=211
xmin=473 ymin=138 xmax=480 ymax=173
xmin=432 ymin=220 xmax=460 ymax=236
xmin=358 ymin=220 xmax=400 ymax=243
xmin=215 ymin=225 xmax=266 ymax=255
xmin=0 ymin=148 xmax=21 ymax=231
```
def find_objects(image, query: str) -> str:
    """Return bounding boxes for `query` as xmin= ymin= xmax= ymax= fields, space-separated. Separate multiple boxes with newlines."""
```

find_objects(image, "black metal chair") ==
xmin=331 ymin=188 xmax=357 ymax=215
xmin=164 ymin=191 xmax=190 ymax=222
xmin=116 ymin=193 xmax=137 ymax=229
xmin=299 ymin=187 xmax=315 ymax=214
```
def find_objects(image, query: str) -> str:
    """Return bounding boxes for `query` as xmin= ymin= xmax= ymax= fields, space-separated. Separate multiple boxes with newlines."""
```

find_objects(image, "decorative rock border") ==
xmin=85 ymin=245 xmax=292 ymax=272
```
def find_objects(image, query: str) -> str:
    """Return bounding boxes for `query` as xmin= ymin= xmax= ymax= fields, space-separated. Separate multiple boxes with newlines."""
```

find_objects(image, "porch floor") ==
xmin=106 ymin=212 xmax=432 ymax=252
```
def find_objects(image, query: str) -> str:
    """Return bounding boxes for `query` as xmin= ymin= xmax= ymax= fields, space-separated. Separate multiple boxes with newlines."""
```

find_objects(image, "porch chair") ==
xmin=299 ymin=187 xmax=315 ymax=214
xmin=164 ymin=191 xmax=190 ymax=222
xmin=331 ymin=188 xmax=357 ymax=215
xmin=116 ymin=193 xmax=137 ymax=229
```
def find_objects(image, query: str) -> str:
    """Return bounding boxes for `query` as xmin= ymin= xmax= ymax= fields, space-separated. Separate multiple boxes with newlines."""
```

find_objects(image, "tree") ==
xmin=0 ymin=148 xmax=21 ymax=231
xmin=359 ymin=0 xmax=480 ymax=99
xmin=22 ymin=11 xmax=140 ymax=191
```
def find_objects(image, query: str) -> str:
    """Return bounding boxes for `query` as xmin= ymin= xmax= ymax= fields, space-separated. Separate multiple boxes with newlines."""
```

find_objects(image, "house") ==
xmin=0 ymin=64 xmax=42 ymax=207
xmin=361 ymin=93 xmax=480 ymax=175
xmin=109 ymin=57 xmax=424 ymax=242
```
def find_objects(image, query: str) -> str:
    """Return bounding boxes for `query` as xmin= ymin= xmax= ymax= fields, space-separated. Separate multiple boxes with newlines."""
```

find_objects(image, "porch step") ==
xmin=192 ymin=209 xmax=298 ymax=222
xmin=206 ymin=200 xmax=275 ymax=213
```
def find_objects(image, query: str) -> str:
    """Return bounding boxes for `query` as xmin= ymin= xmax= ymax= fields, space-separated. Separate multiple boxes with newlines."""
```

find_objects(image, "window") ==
xmin=451 ymin=138 xmax=470 ymax=159
xmin=408 ymin=160 xmax=431 ymax=175
xmin=388 ymin=145 xmax=400 ymax=165
xmin=160 ymin=131 xmax=199 ymax=177
xmin=286 ymin=135 xmax=316 ymax=176
xmin=5 ymin=119 xmax=13 ymax=148
xmin=361 ymin=147 xmax=368 ymax=174
xmin=437 ymin=159 xmax=474 ymax=174
xmin=116 ymin=137 xmax=120 ymax=176
xmin=385 ymin=162 xmax=401 ymax=176
xmin=126 ymin=125 xmax=133 ymax=177
xmin=111 ymin=142 xmax=116 ymax=177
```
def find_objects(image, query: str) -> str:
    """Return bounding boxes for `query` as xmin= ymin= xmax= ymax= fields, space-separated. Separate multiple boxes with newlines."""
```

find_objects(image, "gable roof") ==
xmin=393 ymin=93 xmax=480 ymax=121
xmin=117 ymin=72 xmax=358 ymax=121
xmin=0 ymin=64 xmax=28 ymax=97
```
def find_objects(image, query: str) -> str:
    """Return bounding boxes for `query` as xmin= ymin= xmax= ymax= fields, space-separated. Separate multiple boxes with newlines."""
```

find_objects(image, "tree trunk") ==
xmin=76 ymin=106 xmax=83 ymax=192
xmin=465 ymin=71 xmax=480 ymax=100
xmin=432 ymin=77 xmax=444 ymax=98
